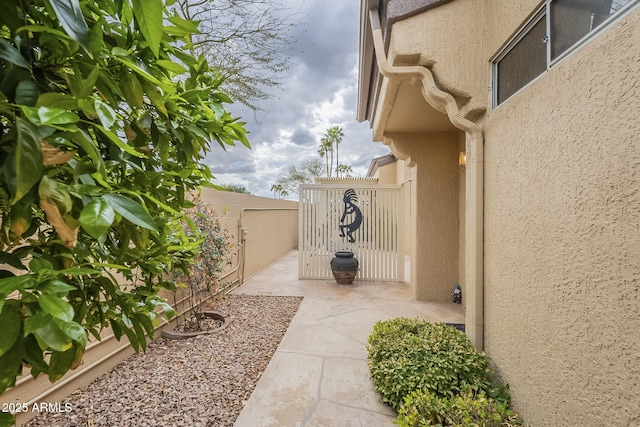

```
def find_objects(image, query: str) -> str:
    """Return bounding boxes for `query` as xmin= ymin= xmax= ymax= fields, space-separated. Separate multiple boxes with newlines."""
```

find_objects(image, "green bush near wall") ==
xmin=367 ymin=318 xmax=524 ymax=426
xmin=397 ymin=388 xmax=523 ymax=427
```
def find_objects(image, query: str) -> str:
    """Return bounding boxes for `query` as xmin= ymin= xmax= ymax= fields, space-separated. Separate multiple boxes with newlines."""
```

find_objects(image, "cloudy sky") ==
xmin=203 ymin=0 xmax=390 ymax=198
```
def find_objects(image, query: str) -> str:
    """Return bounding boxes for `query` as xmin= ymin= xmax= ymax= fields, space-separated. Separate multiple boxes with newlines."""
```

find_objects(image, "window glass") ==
xmin=493 ymin=0 xmax=637 ymax=107
xmin=497 ymin=16 xmax=547 ymax=105
xmin=551 ymin=0 xmax=635 ymax=59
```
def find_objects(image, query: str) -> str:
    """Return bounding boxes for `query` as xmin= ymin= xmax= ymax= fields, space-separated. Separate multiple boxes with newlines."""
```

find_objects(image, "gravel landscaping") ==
xmin=24 ymin=294 xmax=303 ymax=427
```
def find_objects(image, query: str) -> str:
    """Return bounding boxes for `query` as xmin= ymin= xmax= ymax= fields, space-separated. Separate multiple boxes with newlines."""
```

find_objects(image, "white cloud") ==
xmin=205 ymin=0 xmax=391 ymax=198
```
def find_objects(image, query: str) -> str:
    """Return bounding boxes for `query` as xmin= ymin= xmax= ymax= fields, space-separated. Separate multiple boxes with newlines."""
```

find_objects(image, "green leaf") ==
xmin=92 ymin=124 xmax=145 ymax=157
xmin=0 ymin=38 xmax=31 ymax=70
xmin=37 ymin=280 xmax=77 ymax=294
xmin=47 ymin=0 xmax=90 ymax=54
xmin=48 ymin=346 xmax=75 ymax=381
xmin=102 ymin=194 xmax=157 ymax=231
xmin=0 ymin=304 xmax=21 ymax=358
xmin=155 ymin=301 xmax=176 ymax=320
xmin=37 ymin=92 xmax=78 ymax=110
xmin=119 ymin=72 xmax=144 ymax=109
xmin=5 ymin=118 xmax=43 ymax=204
xmin=114 ymin=56 xmax=169 ymax=90
xmin=0 ymin=274 xmax=35 ymax=294
xmin=88 ymin=16 xmax=104 ymax=56
xmin=67 ymin=130 xmax=107 ymax=175
xmin=167 ymin=13 xmax=200 ymax=34
xmin=131 ymin=317 xmax=147 ymax=351
xmin=156 ymin=60 xmax=188 ymax=74
xmin=132 ymin=0 xmax=163 ymax=58
xmin=15 ymin=81 xmax=40 ymax=106
xmin=140 ymin=79 xmax=168 ymax=117
xmin=16 ymin=25 xmax=73 ymax=41
xmin=0 ymin=337 xmax=23 ymax=395
xmin=29 ymin=257 xmax=53 ymax=272
xmin=79 ymin=199 xmax=115 ymax=238
xmin=94 ymin=99 xmax=116 ymax=129
xmin=54 ymin=319 xmax=86 ymax=345
xmin=79 ymin=65 xmax=100 ymax=99
xmin=0 ymin=411 xmax=15 ymax=427
xmin=0 ymin=251 xmax=26 ymax=271
xmin=33 ymin=321 xmax=72 ymax=352
xmin=134 ymin=313 xmax=155 ymax=339
xmin=21 ymin=106 xmax=80 ymax=127
xmin=24 ymin=311 xmax=53 ymax=336
xmin=38 ymin=294 xmax=74 ymax=323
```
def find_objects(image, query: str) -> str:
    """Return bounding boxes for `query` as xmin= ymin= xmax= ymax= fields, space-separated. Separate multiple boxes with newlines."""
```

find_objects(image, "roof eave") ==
xmin=357 ymin=0 xmax=377 ymax=123
xmin=356 ymin=0 xmax=456 ymax=124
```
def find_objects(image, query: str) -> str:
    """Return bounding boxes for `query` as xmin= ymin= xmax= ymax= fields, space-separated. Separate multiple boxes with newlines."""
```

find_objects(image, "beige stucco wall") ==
xmin=198 ymin=189 xmax=298 ymax=280
xmin=482 ymin=7 xmax=640 ymax=426
xmin=370 ymin=0 xmax=640 ymax=425
xmin=386 ymin=132 xmax=462 ymax=301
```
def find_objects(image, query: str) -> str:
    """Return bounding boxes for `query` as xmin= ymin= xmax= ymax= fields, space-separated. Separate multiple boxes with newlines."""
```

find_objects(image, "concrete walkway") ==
xmin=232 ymin=250 xmax=465 ymax=427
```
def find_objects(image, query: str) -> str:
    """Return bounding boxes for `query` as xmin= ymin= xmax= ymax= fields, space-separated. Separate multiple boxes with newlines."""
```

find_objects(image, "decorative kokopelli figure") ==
xmin=339 ymin=189 xmax=362 ymax=243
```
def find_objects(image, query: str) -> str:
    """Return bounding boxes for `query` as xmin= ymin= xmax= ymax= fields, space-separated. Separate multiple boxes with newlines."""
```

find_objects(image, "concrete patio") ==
xmin=232 ymin=249 xmax=465 ymax=427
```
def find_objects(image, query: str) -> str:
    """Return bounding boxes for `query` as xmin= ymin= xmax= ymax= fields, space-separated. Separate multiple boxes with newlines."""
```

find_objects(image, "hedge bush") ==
xmin=367 ymin=318 xmax=498 ymax=411
xmin=396 ymin=387 xmax=523 ymax=427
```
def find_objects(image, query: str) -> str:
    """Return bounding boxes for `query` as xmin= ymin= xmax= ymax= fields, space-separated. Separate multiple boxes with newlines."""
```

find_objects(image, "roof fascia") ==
xmin=357 ymin=0 xmax=454 ymax=124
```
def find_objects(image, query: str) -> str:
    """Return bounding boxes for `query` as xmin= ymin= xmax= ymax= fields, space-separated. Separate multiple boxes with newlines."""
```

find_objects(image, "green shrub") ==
xmin=397 ymin=387 xmax=524 ymax=427
xmin=367 ymin=318 xmax=497 ymax=410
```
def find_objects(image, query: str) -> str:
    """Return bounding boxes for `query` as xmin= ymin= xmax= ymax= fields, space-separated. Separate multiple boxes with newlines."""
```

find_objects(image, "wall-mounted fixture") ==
xmin=459 ymin=151 xmax=467 ymax=169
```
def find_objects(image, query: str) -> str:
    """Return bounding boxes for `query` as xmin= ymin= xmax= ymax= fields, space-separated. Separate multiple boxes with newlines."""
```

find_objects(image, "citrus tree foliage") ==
xmin=0 ymin=0 xmax=248 ymax=409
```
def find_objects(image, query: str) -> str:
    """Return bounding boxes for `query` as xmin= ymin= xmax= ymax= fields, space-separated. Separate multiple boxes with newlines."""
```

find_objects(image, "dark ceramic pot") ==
xmin=330 ymin=251 xmax=359 ymax=285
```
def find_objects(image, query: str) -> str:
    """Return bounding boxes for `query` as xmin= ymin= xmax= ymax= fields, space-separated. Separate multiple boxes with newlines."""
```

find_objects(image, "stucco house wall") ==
xmin=482 ymin=7 xmax=640 ymax=426
xmin=359 ymin=0 xmax=640 ymax=425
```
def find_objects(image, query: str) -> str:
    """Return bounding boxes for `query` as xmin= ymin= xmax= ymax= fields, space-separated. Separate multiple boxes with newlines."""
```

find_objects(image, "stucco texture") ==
xmin=483 ymin=9 xmax=640 ymax=426
xmin=387 ymin=132 xmax=463 ymax=302
xmin=368 ymin=0 xmax=640 ymax=425
xmin=390 ymin=0 xmax=489 ymax=114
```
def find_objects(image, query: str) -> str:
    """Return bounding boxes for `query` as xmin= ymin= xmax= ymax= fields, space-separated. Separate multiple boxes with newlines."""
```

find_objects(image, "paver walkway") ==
xmin=232 ymin=250 xmax=465 ymax=427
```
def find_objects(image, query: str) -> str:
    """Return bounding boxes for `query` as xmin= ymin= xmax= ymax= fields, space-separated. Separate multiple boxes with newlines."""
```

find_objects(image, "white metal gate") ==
xmin=298 ymin=184 xmax=404 ymax=281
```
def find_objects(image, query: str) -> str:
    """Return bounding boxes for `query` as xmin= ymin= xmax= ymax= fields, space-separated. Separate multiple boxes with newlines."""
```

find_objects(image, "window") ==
xmin=492 ymin=0 xmax=638 ymax=106
xmin=496 ymin=11 xmax=547 ymax=105
xmin=551 ymin=0 xmax=636 ymax=59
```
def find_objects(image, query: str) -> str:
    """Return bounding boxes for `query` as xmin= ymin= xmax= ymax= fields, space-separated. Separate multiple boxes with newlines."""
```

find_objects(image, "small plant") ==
xmin=170 ymin=201 xmax=235 ymax=330
xmin=396 ymin=387 xmax=524 ymax=427
xmin=367 ymin=318 xmax=496 ymax=410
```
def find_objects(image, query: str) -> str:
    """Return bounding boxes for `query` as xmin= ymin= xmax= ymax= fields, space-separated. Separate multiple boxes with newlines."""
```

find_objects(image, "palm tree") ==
xmin=270 ymin=183 xmax=284 ymax=199
xmin=325 ymin=126 xmax=344 ymax=177
xmin=336 ymin=164 xmax=353 ymax=177
xmin=318 ymin=143 xmax=328 ymax=177
xmin=318 ymin=136 xmax=333 ymax=177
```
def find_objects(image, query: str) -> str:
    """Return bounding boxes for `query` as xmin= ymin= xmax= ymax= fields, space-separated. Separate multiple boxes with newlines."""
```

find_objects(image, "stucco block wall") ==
xmin=483 ymin=8 xmax=640 ymax=427
xmin=198 ymin=189 xmax=298 ymax=280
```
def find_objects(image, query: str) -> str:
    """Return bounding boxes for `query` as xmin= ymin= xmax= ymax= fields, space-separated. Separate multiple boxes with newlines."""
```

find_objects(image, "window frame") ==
xmin=491 ymin=0 xmax=640 ymax=108
xmin=491 ymin=5 xmax=548 ymax=108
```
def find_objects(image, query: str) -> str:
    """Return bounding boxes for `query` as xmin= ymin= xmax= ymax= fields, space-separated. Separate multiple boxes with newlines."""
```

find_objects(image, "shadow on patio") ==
xmin=232 ymin=249 xmax=464 ymax=427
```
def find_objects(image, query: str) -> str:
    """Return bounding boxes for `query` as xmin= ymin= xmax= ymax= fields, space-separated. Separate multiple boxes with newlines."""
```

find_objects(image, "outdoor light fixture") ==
xmin=459 ymin=151 xmax=467 ymax=169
